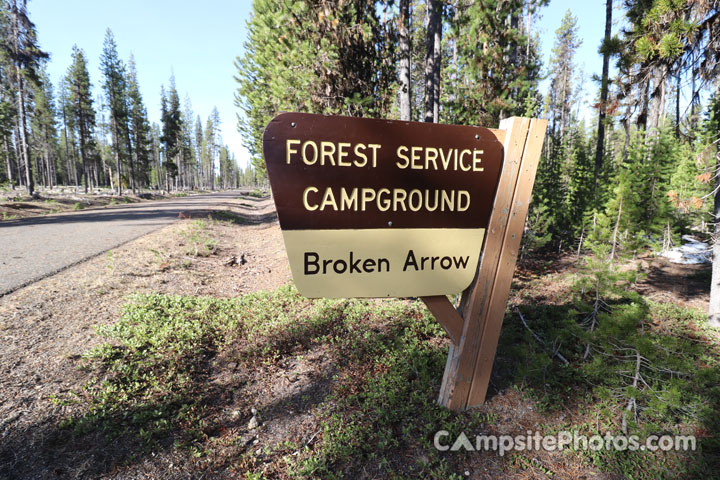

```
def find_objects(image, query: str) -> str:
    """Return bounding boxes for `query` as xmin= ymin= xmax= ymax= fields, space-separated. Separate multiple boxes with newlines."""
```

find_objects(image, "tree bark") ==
xmin=594 ymin=0 xmax=613 ymax=194
xmin=675 ymin=71 xmax=681 ymax=138
xmin=637 ymin=77 xmax=649 ymax=130
xmin=646 ymin=63 xmax=668 ymax=132
xmin=9 ymin=1 xmax=33 ymax=194
xmin=691 ymin=68 xmax=698 ymax=132
xmin=709 ymin=94 xmax=720 ymax=328
xmin=112 ymin=119 xmax=122 ymax=195
xmin=610 ymin=193 xmax=623 ymax=261
xmin=4 ymin=136 xmax=14 ymax=186
xmin=432 ymin=7 xmax=442 ymax=123
xmin=125 ymin=126 xmax=135 ymax=194
xmin=424 ymin=0 xmax=441 ymax=122
xmin=16 ymin=74 xmax=33 ymax=194
xmin=399 ymin=0 xmax=411 ymax=121
xmin=78 ymin=118 xmax=88 ymax=194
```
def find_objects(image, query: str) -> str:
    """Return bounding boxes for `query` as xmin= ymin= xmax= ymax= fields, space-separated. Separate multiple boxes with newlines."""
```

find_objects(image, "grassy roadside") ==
xmin=0 ymin=188 xmax=204 ymax=221
xmin=43 ymin=270 xmax=720 ymax=479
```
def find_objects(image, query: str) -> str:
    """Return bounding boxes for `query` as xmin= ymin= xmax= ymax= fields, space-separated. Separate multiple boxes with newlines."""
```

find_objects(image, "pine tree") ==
xmin=424 ymin=0 xmax=442 ymax=123
xmin=67 ymin=45 xmax=96 ymax=193
xmin=1 ymin=0 xmax=48 ymax=194
xmin=235 ymin=0 xmax=397 ymax=177
xmin=56 ymin=76 xmax=78 ymax=186
xmin=0 ymin=5 xmax=17 ymax=186
xmin=159 ymin=77 xmax=182 ymax=190
xmin=149 ymin=122 xmax=162 ymax=189
xmin=398 ymin=0 xmax=411 ymax=121
xmin=201 ymin=108 xmax=220 ymax=190
xmin=218 ymin=144 xmax=231 ymax=189
xmin=618 ymin=1 xmax=719 ymax=133
xmin=594 ymin=0 xmax=617 ymax=191
xmin=527 ymin=8 xmax=584 ymax=249
xmin=181 ymin=95 xmax=197 ymax=189
xmin=126 ymin=55 xmax=151 ymax=189
xmin=546 ymin=10 xmax=581 ymax=152
xmin=29 ymin=68 xmax=58 ymax=188
xmin=443 ymin=0 xmax=545 ymax=127
xmin=562 ymin=122 xmax=595 ymax=240
xmin=194 ymin=114 xmax=203 ymax=188
xmin=706 ymin=91 xmax=720 ymax=327
xmin=100 ymin=29 xmax=129 ymax=194
xmin=0 ymin=83 xmax=16 ymax=185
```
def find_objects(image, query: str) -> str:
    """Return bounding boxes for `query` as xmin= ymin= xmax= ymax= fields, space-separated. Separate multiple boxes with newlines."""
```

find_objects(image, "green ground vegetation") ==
xmin=55 ymin=278 xmax=719 ymax=479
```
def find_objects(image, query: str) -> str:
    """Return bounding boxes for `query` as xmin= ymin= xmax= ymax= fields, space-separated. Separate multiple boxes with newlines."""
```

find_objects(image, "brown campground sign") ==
xmin=263 ymin=112 xmax=504 ymax=298
xmin=264 ymin=112 xmax=547 ymax=411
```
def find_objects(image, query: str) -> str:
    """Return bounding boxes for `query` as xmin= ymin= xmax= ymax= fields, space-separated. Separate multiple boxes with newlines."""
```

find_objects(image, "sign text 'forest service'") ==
xmin=263 ymin=112 xmax=504 ymax=298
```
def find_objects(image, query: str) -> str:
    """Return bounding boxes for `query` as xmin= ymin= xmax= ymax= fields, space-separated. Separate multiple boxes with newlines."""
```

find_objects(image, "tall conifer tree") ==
xmin=126 ymin=55 xmax=151 ymax=189
xmin=159 ymin=76 xmax=182 ymax=189
xmin=100 ymin=29 xmax=128 ymax=194
xmin=30 ymin=68 xmax=58 ymax=188
xmin=67 ymin=46 xmax=96 ymax=193
xmin=1 ymin=0 xmax=48 ymax=193
xmin=235 ymin=0 xmax=396 ymax=176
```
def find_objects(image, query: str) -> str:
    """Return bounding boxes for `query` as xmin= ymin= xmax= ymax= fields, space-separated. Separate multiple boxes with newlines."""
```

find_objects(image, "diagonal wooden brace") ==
xmin=420 ymin=117 xmax=547 ymax=411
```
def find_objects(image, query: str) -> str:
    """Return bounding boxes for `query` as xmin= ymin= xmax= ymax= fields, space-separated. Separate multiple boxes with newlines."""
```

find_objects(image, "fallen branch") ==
xmin=622 ymin=349 xmax=642 ymax=435
xmin=516 ymin=308 xmax=569 ymax=365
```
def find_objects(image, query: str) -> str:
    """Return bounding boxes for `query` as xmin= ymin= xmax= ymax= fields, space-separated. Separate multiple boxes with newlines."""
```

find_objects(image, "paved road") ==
xmin=0 ymin=192 xmax=249 ymax=296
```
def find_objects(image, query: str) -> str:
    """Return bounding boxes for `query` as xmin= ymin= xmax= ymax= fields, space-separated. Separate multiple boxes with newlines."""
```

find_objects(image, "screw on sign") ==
xmin=263 ymin=112 xmax=547 ymax=410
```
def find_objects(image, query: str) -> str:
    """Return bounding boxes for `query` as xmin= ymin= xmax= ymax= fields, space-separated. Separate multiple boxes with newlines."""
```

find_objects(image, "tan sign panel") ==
xmin=263 ymin=112 xmax=504 ymax=298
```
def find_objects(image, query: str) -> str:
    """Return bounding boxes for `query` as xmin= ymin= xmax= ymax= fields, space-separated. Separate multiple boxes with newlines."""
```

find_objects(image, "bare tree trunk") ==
xmin=594 ymin=0 xmax=612 ymax=194
xmin=10 ymin=1 xmax=33 ymax=195
xmin=675 ymin=71 xmax=681 ymax=138
xmin=424 ymin=0 xmax=441 ymax=122
xmin=610 ymin=194 xmax=623 ymax=260
xmin=62 ymin=106 xmax=79 ymax=187
xmin=71 ymin=141 xmax=79 ymax=187
xmin=112 ymin=120 xmax=122 ymax=195
xmin=432 ymin=2 xmax=442 ymax=123
xmin=125 ymin=128 xmax=135 ymax=194
xmin=78 ymin=123 xmax=88 ymax=194
xmin=709 ymin=94 xmax=720 ymax=328
xmin=690 ymin=68 xmax=699 ymax=132
xmin=93 ymin=159 xmax=99 ymax=189
xmin=60 ymin=105 xmax=71 ymax=186
xmin=154 ymin=148 xmax=161 ymax=190
xmin=646 ymin=63 xmax=667 ymax=132
xmin=16 ymin=74 xmax=33 ymax=194
xmin=4 ymin=136 xmax=14 ymax=186
xmin=399 ymin=0 xmax=411 ymax=121
xmin=44 ymin=144 xmax=52 ymax=189
xmin=637 ymin=77 xmax=650 ymax=130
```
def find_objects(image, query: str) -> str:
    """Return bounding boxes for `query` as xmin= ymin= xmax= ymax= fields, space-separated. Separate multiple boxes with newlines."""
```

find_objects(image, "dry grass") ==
xmin=0 ymin=212 xmax=716 ymax=478
xmin=0 ymin=208 xmax=290 ymax=478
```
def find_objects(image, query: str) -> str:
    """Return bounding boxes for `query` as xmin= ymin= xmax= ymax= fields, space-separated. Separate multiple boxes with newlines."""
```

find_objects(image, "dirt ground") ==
xmin=0 ymin=199 xmax=713 ymax=478
xmin=0 ymin=187 xmax=239 ymax=221
xmin=0 ymin=196 xmax=291 ymax=478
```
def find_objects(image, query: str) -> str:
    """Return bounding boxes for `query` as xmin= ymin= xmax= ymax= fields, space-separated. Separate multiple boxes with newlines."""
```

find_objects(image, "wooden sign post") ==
xmin=263 ymin=113 xmax=546 ymax=411
xmin=424 ymin=117 xmax=547 ymax=410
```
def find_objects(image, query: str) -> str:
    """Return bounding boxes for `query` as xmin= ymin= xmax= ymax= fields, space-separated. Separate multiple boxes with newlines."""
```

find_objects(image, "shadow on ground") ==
xmin=2 ymin=277 xmax=718 ymax=479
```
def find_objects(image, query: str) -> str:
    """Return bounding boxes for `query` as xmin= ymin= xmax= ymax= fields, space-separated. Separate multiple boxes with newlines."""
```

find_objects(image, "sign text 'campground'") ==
xmin=263 ymin=112 xmax=504 ymax=298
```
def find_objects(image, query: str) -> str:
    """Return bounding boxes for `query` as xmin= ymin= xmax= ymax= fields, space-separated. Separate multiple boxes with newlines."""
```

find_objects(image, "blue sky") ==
xmin=537 ymin=0 xmax=619 ymax=117
xmin=32 ymin=0 xmax=253 ymax=166
xmin=31 ymin=0 xmax=613 ymax=169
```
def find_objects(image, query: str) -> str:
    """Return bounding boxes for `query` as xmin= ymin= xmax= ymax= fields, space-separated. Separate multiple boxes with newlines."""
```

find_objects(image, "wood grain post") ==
xmin=421 ymin=117 xmax=547 ymax=411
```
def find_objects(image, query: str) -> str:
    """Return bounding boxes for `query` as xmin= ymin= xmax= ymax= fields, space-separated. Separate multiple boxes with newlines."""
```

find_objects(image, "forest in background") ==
xmin=235 ymin=0 xmax=720 ymax=320
xmin=0 ymin=0 xmax=257 ymax=196
xmin=2 ymin=0 xmax=720 ymax=311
